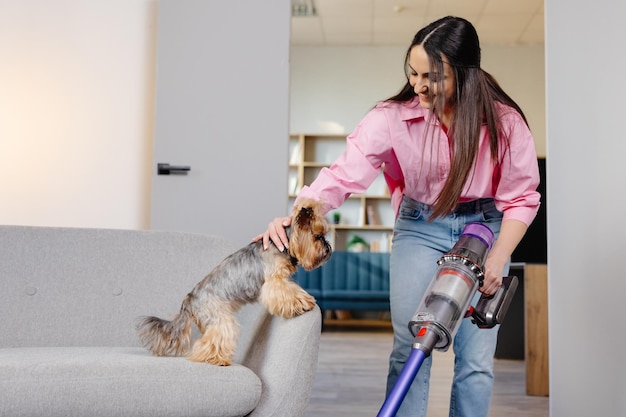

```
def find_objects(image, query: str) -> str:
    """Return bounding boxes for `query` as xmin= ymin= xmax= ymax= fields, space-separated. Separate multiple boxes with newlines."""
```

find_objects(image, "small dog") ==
xmin=137 ymin=198 xmax=332 ymax=366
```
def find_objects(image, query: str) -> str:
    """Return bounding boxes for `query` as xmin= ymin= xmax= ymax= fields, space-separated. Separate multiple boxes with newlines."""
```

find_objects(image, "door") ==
xmin=151 ymin=0 xmax=291 ymax=247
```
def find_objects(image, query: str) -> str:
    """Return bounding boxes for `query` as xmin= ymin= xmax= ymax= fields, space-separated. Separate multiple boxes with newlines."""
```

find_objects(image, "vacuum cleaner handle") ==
xmin=471 ymin=275 xmax=519 ymax=329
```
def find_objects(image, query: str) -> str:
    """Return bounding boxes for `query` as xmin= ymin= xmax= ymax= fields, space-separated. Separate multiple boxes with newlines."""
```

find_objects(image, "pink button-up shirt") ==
xmin=298 ymin=97 xmax=541 ymax=226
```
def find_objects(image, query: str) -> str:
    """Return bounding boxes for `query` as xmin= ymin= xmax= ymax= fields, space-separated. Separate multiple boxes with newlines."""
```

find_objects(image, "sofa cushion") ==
xmin=0 ymin=347 xmax=261 ymax=417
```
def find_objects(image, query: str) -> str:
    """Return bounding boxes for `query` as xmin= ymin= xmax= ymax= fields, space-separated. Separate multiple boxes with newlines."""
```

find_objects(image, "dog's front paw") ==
xmin=261 ymin=281 xmax=317 ymax=318
xmin=282 ymin=289 xmax=316 ymax=318
xmin=297 ymin=290 xmax=317 ymax=313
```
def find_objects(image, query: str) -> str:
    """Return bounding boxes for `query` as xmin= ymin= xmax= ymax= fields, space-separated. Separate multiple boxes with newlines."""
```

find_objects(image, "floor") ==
xmin=304 ymin=328 xmax=549 ymax=417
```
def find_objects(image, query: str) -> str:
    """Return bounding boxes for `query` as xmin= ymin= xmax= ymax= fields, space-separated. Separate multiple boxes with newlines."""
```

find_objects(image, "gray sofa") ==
xmin=0 ymin=225 xmax=322 ymax=417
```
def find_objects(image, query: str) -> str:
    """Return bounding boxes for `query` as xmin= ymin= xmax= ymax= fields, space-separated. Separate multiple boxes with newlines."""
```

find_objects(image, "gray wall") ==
xmin=546 ymin=1 xmax=626 ymax=415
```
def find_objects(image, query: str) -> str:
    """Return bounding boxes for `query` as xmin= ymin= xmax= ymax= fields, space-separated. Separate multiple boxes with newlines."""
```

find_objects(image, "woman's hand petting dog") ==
xmin=253 ymin=216 xmax=292 ymax=252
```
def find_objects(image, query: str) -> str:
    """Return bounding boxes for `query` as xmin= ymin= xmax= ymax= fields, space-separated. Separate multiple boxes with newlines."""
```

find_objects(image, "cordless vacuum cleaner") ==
xmin=376 ymin=222 xmax=518 ymax=417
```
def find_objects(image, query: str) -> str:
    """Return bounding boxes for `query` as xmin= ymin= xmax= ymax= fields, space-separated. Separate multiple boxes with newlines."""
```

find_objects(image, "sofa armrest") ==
xmin=235 ymin=303 xmax=322 ymax=417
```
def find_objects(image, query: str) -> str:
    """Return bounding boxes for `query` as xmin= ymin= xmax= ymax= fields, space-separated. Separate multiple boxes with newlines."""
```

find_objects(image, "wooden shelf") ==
xmin=302 ymin=162 xmax=330 ymax=167
xmin=289 ymin=133 xmax=394 ymax=251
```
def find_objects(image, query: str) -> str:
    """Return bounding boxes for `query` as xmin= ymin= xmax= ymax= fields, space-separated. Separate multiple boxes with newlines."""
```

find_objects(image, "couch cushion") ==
xmin=0 ymin=347 xmax=261 ymax=417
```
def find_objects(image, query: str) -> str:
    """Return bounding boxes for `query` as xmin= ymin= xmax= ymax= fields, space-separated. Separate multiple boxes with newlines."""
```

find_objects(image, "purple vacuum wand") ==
xmin=376 ymin=222 xmax=518 ymax=417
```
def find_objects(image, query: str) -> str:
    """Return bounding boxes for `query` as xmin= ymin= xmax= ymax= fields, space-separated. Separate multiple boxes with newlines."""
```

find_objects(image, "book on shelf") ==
xmin=370 ymin=233 xmax=392 ymax=253
xmin=366 ymin=205 xmax=378 ymax=225
xmin=289 ymin=142 xmax=301 ymax=164
xmin=288 ymin=176 xmax=300 ymax=195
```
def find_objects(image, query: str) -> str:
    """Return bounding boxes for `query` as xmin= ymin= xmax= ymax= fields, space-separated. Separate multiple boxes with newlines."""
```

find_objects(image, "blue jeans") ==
xmin=386 ymin=196 xmax=507 ymax=417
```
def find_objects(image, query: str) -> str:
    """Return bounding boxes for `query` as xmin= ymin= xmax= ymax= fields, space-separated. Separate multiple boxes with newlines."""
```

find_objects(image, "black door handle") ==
xmin=157 ymin=163 xmax=191 ymax=175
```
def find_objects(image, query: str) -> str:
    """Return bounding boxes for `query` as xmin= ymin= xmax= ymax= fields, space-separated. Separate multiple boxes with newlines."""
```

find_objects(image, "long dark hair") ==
xmin=388 ymin=16 xmax=528 ymax=218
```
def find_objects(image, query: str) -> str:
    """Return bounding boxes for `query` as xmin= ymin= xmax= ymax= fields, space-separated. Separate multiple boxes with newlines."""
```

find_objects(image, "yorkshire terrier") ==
xmin=137 ymin=198 xmax=332 ymax=366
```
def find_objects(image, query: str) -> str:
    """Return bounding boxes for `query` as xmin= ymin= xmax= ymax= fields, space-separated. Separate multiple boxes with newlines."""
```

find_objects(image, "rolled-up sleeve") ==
xmin=297 ymin=108 xmax=394 ymax=214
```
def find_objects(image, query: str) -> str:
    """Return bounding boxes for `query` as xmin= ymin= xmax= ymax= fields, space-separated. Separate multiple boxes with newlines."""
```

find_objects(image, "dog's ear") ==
xmin=294 ymin=205 xmax=315 ymax=230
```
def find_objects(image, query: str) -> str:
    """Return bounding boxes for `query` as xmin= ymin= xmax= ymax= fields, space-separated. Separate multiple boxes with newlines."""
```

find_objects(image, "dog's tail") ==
xmin=136 ymin=294 xmax=194 ymax=357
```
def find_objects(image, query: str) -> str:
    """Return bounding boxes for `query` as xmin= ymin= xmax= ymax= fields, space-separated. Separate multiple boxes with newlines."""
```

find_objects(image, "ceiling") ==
xmin=291 ymin=0 xmax=544 ymax=47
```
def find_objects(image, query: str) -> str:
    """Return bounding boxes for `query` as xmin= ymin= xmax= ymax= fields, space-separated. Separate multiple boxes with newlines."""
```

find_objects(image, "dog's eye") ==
xmin=315 ymin=234 xmax=325 ymax=241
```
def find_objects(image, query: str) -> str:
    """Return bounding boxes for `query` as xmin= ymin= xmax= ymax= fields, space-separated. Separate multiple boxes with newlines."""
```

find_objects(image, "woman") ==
xmin=256 ymin=16 xmax=540 ymax=417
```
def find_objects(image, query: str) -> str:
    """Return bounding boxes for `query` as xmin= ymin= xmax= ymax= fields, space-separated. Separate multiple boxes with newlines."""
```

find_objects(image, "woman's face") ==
xmin=407 ymin=44 xmax=456 ymax=116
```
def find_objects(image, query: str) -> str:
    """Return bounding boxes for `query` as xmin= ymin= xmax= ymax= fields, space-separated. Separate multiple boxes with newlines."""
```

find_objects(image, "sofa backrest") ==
xmin=0 ymin=226 xmax=237 ymax=348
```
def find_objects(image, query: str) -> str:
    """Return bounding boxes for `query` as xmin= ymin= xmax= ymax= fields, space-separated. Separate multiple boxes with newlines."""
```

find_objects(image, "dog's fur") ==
xmin=136 ymin=198 xmax=332 ymax=365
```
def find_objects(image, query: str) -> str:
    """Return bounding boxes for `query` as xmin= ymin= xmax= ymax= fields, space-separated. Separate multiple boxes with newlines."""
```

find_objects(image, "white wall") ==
xmin=0 ymin=2 xmax=546 ymax=231
xmin=290 ymin=44 xmax=546 ymax=157
xmin=546 ymin=1 xmax=626 ymax=415
xmin=0 ymin=0 xmax=156 ymax=229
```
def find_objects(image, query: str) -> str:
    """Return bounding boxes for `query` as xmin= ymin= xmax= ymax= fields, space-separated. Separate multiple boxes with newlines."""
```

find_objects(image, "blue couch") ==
xmin=295 ymin=251 xmax=391 ymax=312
